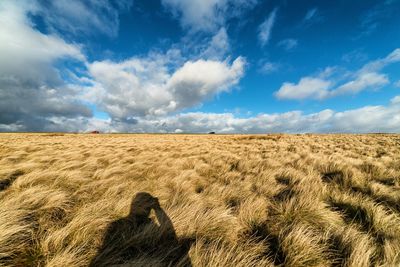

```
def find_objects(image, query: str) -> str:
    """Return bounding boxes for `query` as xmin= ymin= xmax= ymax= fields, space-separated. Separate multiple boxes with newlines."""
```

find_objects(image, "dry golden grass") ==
xmin=1 ymin=133 xmax=400 ymax=267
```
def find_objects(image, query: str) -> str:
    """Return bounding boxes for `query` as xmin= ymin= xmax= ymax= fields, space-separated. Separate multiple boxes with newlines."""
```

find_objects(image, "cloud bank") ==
xmin=4 ymin=96 xmax=399 ymax=133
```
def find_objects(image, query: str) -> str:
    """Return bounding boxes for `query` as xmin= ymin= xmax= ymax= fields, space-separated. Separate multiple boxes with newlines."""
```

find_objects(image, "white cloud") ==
xmin=259 ymin=62 xmax=280 ymax=74
xmin=0 ymin=1 xmax=84 ymax=77
xmin=34 ymin=96 xmax=400 ymax=133
xmin=299 ymin=7 xmax=323 ymax=28
xmin=86 ymin=55 xmax=246 ymax=119
xmin=33 ymin=0 xmax=133 ymax=38
xmin=137 ymin=97 xmax=400 ymax=133
xmin=277 ymin=38 xmax=298 ymax=51
xmin=342 ymin=49 xmax=368 ymax=63
xmin=359 ymin=48 xmax=400 ymax=73
xmin=162 ymin=0 xmax=258 ymax=32
xmin=167 ymin=57 xmax=245 ymax=107
xmin=333 ymin=72 xmax=389 ymax=96
xmin=258 ymin=8 xmax=278 ymax=46
xmin=0 ymin=0 xmax=91 ymax=131
xmin=162 ymin=0 xmax=223 ymax=31
xmin=395 ymin=80 xmax=400 ymax=87
xmin=275 ymin=48 xmax=400 ymax=100
xmin=0 ymin=0 xmax=249 ymax=132
xmin=275 ymin=77 xmax=331 ymax=100
xmin=387 ymin=48 xmax=400 ymax=62
xmin=359 ymin=0 xmax=398 ymax=37
xmin=391 ymin=95 xmax=400 ymax=105
xmin=304 ymin=8 xmax=318 ymax=21
xmin=177 ymin=26 xmax=231 ymax=62
xmin=201 ymin=27 xmax=230 ymax=59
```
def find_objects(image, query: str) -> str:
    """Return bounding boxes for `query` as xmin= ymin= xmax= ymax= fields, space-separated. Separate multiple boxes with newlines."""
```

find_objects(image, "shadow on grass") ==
xmin=0 ymin=170 xmax=24 ymax=191
xmin=90 ymin=192 xmax=192 ymax=267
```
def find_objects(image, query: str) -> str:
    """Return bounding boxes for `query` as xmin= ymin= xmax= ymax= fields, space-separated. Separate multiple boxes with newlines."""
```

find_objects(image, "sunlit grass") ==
xmin=0 ymin=133 xmax=400 ymax=266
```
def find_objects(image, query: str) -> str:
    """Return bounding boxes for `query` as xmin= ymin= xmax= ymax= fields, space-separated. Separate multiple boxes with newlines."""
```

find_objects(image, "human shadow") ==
xmin=90 ymin=192 xmax=192 ymax=267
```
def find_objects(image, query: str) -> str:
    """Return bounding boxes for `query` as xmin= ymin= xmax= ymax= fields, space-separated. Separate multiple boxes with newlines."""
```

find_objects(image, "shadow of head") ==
xmin=128 ymin=192 xmax=159 ymax=224
xmin=90 ymin=192 xmax=192 ymax=267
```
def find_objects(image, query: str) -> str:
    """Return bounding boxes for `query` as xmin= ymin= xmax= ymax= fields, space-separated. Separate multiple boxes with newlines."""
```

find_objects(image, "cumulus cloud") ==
xmin=34 ymin=0 xmax=133 ymax=38
xmin=162 ymin=0 xmax=258 ymax=32
xmin=167 ymin=57 xmax=245 ymax=106
xmin=0 ymin=0 xmax=91 ymax=131
xmin=0 ymin=0 xmax=248 ymax=132
xmin=275 ymin=48 xmax=399 ymax=100
xmin=86 ymin=55 xmax=246 ymax=120
xmin=275 ymin=77 xmax=331 ymax=100
xmin=258 ymin=8 xmax=278 ymax=46
xmin=0 ymin=1 xmax=84 ymax=76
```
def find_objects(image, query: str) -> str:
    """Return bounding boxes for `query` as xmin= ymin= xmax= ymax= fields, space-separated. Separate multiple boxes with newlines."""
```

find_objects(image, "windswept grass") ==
xmin=0 ymin=133 xmax=400 ymax=266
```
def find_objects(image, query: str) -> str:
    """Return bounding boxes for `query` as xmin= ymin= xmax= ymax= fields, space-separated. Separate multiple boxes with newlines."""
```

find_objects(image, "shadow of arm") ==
xmin=154 ymin=206 xmax=177 ymax=238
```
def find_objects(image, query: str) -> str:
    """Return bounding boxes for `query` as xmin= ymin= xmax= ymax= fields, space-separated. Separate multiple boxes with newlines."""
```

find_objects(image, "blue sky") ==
xmin=0 ymin=0 xmax=399 ymax=133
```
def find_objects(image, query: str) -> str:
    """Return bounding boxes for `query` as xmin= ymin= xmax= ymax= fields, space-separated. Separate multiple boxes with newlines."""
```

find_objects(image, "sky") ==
xmin=0 ymin=0 xmax=400 ymax=133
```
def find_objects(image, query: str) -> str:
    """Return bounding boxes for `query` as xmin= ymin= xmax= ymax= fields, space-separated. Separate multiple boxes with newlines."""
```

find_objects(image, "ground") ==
xmin=0 ymin=133 xmax=400 ymax=266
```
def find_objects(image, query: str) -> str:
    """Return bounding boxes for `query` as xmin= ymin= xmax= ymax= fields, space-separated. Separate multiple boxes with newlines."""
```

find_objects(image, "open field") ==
xmin=1 ymin=133 xmax=400 ymax=267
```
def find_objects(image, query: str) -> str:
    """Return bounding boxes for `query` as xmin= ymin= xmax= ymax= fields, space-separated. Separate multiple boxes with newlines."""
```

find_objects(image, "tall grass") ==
xmin=0 ymin=133 xmax=399 ymax=266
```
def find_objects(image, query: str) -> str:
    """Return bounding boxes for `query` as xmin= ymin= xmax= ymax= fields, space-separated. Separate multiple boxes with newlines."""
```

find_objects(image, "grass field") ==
xmin=1 ymin=133 xmax=400 ymax=267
